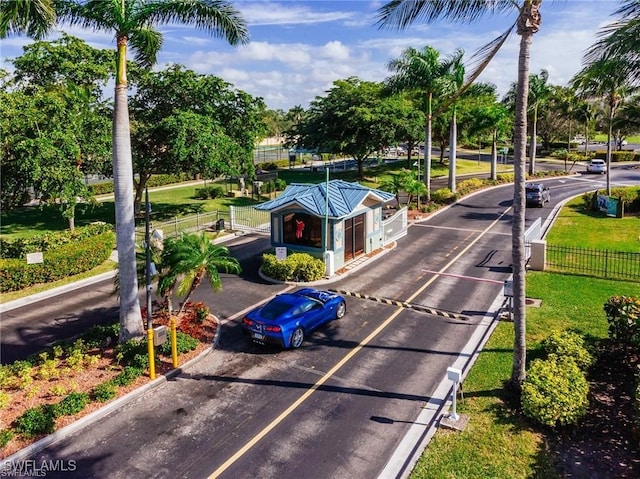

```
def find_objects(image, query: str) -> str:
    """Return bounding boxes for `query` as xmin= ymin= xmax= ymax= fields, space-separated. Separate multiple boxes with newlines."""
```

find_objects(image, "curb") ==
xmin=0 ymin=271 xmax=117 ymax=314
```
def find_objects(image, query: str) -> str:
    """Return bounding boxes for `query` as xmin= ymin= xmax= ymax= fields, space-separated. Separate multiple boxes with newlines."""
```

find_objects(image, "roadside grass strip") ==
xmin=329 ymin=288 xmax=470 ymax=321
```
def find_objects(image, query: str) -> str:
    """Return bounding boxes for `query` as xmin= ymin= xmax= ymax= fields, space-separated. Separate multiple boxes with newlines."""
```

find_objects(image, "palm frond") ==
xmin=129 ymin=27 xmax=162 ymax=68
xmin=145 ymin=0 xmax=249 ymax=45
xmin=0 ymin=0 xmax=56 ymax=39
xmin=375 ymin=0 xmax=515 ymax=30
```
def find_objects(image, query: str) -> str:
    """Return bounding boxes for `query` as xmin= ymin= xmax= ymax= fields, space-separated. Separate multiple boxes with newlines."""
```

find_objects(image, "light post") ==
xmin=145 ymin=187 xmax=156 ymax=379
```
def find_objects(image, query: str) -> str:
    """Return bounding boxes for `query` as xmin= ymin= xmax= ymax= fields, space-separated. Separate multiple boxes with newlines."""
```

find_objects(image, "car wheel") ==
xmin=290 ymin=327 xmax=304 ymax=349
xmin=335 ymin=301 xmax=346 ymax=319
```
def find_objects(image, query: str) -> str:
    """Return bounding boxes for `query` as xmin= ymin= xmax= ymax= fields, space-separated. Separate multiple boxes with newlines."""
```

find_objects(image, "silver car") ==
xmin=586 ymin=159 xmax=607 ymax=174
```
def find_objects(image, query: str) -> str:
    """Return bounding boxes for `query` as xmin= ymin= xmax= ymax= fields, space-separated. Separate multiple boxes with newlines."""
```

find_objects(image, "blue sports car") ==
xmin=241 ymin=288 xmax=346 ymax=349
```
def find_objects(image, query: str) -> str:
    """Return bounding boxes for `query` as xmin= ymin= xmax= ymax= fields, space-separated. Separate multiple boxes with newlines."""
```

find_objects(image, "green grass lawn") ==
xmin=547 ymin=195 xmax=640 ymax=252
xmin=411 ymin=201 xmax=639 ymax=478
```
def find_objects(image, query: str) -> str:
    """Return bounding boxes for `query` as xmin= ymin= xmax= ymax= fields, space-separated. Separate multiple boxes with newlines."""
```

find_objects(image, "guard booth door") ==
xmin=344 ymin=213 xmax=365 ymax=261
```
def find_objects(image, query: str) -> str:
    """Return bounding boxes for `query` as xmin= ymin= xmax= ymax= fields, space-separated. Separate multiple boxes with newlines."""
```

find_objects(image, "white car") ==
xmin=586 ymin=159 xmax=607 ymax=174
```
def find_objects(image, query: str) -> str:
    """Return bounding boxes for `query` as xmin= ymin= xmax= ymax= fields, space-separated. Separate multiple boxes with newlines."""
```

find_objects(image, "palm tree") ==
xmin=380 ymin=169 xmax=413 ymax=207
xmin=377 ymin=0 xmax=544 ymax=387
xmin=161 ymin=232 xmax=242 ymax=316
xmin=441 ymin=49 xmax=465 ymax=193
xmin=574 ymin=101 xmax=595 ymax=156
xmin=503 ymin=68 xmax=551 ymax=175
xmin=41 ymin=0 xmax=247 ymax=341
xmin=525 ymin=69 xmax=551 ymax=175
xmin=384 ymin=45 xmax=450 ymax=201
xmin=572 ymin=56 xmax=633 ymax=195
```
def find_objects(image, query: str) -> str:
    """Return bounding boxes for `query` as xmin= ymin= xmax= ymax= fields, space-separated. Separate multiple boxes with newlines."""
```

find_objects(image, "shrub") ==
xmin=14 ymin=405 xmax=57 ymax=438
xmin=114 ymin=337 xmax=155 ymax=370
xmin=0 ymin=429 xmax=14 ymax=448
xmin=431 ymin=188 xmax=455 ymax=204
xmin=275 ymin=178 xmax=287 ymax=191
xmin=541 ymin=330 xmax=593 ymax=370
xmin=209 ymin=186 xmax=225 ymax=199
xmin=0 ymin=391 xmax=10 ymax=409
xmin=159 ymin=331 xmax=199 ymax=355
xmin=53 ymin=392 xmax=89 ymax=417
xmin=88 ymin=181 xmax=114 ymax=196
xmin=37 ymin=359 xmax=61 ymax=380
xmin=93 ymin=381 xmax=118 ymax=402
xmin=260 ymin=162 xmax=279 ymax=171
xmin=112 ymin=366 xmax=144 ymax=387
xmin=604 ymin=295 xmax=640 ymax=347
xmin=611 ymin=186 xmax=640 ymax=213
xmin=521 ymin=356 xmax=589 ymax=427
xmin=82 ymin=321 xmax=119 ymax=349
xmin=593 ymin=150 xmax=639 ymax=162
xmin=195 ymin=187 xmax=211 ymax=200
xmin=49 ymin=385 xmax=68 ymax=397
xmin=193 ymin=302 xmax=210 ymax=322
xmin=457 ymin=178 xmax=485 ymax=196
xmin=261 ymin=252 xmax=325 ymax=282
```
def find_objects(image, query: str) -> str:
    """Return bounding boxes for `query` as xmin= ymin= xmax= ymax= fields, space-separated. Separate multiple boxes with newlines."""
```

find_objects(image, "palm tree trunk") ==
xmin=491 ymin=130 xmax=498 ymax=181
xmin=424 ymin=92 xmax=433 ymax=201
xmin=113 ymin=35 xmax=144 ymax=342
xmin=510 ymin=26 xmax=534 ymax=389
xmin=448 ymin=108 xmax=457 ymax=192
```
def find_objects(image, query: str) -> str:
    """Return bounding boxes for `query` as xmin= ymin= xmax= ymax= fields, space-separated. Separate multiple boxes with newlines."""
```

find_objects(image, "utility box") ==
xmin=324 ymin=250 xmax=335 ymax=277
xmin=153 ymin=325 xmax=168 ymax=346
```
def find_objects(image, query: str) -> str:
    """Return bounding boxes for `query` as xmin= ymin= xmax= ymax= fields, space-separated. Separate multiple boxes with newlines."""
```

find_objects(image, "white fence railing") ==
xmin=229 ymin=205 xmax=271 ymax=234
xmin=381 ymin=207 xmax=408 ymax=245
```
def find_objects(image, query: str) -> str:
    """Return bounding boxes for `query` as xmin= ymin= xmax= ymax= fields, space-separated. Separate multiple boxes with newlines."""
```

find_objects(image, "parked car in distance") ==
xmin=586 ymin=159 xmax=607 ymax=174
xmin=241 ymin=288 xmax=346 ymax=349
xmin=525 ymin=183 xmax=551 ymax=207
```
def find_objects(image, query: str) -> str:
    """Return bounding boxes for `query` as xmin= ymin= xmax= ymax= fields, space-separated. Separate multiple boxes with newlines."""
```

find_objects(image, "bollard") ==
xmin=170 ymin=316 xmax=178 ymax=368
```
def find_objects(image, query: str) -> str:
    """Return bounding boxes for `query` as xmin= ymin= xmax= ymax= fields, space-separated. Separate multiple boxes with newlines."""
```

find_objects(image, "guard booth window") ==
xmin=283 ymin=213 xmax=323 ymax=248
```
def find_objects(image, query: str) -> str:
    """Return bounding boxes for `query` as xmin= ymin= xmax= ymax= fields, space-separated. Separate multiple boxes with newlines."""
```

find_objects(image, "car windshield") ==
xmin=260 ymin=297 xmax=295 ymax=320
xmin=526 ymin=185 xmax=541 ymax=193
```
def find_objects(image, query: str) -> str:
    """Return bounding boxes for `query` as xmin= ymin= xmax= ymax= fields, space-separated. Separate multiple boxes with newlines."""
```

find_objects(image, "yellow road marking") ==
xmin=208 ymin=205 xmax=512 ymax=478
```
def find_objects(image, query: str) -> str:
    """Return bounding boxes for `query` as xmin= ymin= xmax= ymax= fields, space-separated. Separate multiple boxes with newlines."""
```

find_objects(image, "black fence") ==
xmin=545 ymin=244 xmax=640 ymax=281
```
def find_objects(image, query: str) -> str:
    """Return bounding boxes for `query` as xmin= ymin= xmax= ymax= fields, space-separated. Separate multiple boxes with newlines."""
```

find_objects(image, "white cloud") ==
xmin=0 ymin=1 xmax=621 ymax=111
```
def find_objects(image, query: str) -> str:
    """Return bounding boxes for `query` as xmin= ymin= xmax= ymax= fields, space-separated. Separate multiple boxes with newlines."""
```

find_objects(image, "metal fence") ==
xmin=545 ymin=244 xmax=640 ymax=281
xmin=135 ymin=210 xmax=229 ymax=243
xmin=229 ymin=205 xmax=271 ymax=234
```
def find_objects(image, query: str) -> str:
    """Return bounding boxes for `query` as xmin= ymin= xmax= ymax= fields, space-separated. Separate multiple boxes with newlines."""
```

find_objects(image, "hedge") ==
xmin=0 ymin=230 xmax=115 ymax=292
xmin=0 ymin=222 xmax=113 ymax=259
xmin=261 ymin=252 xmax=326 ymax=282
xmin=88 ymin=173 xmax=192 ymax=196
xmin=593 ymin=150 xmax=640 ymax=162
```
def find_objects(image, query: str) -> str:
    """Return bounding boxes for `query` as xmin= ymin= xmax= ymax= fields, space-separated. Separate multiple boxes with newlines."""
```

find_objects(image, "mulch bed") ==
xmin=547 ymin=343 xmax=640 ymax=478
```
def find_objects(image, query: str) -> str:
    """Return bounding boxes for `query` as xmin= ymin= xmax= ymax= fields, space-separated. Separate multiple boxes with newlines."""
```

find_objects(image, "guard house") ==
xmin=254 ymin=180 xmax=398 ymax=272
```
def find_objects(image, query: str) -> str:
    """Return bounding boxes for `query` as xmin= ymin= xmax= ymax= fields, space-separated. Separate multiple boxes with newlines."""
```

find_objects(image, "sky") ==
xmin=0 ymin=1 xmax=624 ymax=112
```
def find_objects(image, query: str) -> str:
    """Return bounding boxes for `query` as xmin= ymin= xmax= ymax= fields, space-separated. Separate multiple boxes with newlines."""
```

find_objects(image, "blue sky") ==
xmin=0 ymin=1 xmax=622 ymax=111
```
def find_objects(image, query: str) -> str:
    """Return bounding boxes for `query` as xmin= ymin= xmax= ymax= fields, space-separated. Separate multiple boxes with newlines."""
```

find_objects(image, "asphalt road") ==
xmin=3 ymin=164 xmax=639 ymax=479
